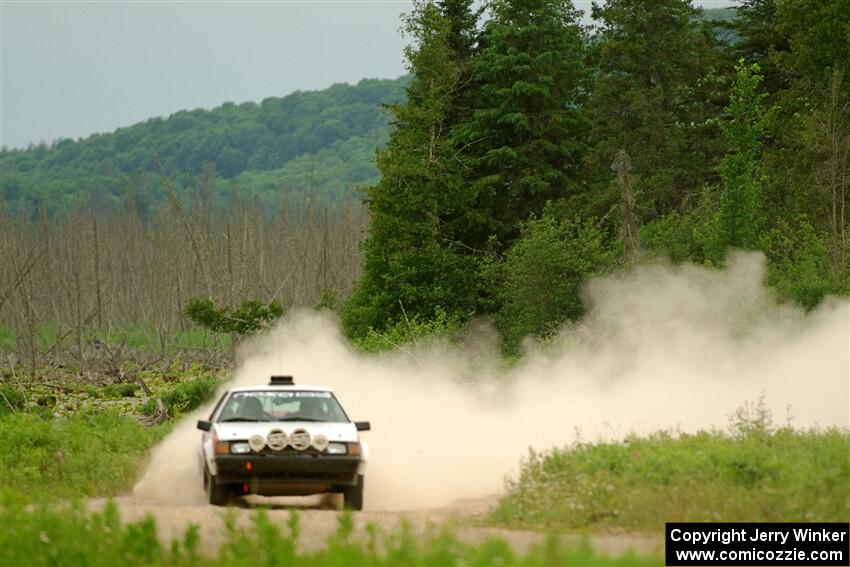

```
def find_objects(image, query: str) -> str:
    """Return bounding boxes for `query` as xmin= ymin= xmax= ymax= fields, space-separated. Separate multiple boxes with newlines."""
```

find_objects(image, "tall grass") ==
xmin=493 ymin=404 xmax=850 ymax=531
xmin=0 ymin=411 xmax=168 ymax=498
xmin=0 ymin=500 xmax=659 ymax=566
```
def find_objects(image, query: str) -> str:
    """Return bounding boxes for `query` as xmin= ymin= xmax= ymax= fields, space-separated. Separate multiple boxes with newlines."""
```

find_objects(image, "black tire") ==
xmin=343 ymin=474 xmax=364 ymax=511
xmin=205 ymin=469 xmax=229 ymax=506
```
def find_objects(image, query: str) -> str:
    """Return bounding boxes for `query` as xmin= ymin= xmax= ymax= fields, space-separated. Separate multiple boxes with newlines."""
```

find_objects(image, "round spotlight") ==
xmin=267 ymin=428 xmax=288 ymax=451
xmin=248 ymin=434 xmax=266 ymax=453
xmin=289 ymin=428 xmax=311 ymax=451
xmin=312 ymin=434 xmax=329 ymax=452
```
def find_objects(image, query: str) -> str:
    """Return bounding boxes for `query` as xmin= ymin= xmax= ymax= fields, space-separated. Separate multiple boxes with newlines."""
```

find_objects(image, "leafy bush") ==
xmin=185 ymin=298 xmax=284 ymax=335
xmin=494 ymin=402 xmax=849 ymax=530
xmin=497 ymin=211 xmax=614 ymax=352
xmin=99 ymin=383 xmax=140 ymax=398
xmin=0 ymin=411 xmax=167 ymax=497
xmin=759 ymin=216 xmax=840 ymax=309
xmin=352 ymin=307 xmax=463 ymax=353
xmin=141 ymin=376 xmax=219 ymax=418
xmin=314 ymin=288 xmax=342 ymax=312
xmin=0 ymin=383 xmax=27 ymax=415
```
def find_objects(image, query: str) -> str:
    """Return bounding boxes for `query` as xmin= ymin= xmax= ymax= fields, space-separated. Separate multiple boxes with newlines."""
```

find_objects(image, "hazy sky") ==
xmin=1 ymin=0 xmax=736 ymax=150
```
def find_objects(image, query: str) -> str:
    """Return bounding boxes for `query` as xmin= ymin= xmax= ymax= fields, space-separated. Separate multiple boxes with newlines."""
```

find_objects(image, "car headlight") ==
xmin=327 ymin=442 xmax=346 ymax=455
xmin=230 ymin=442 xmax=250 ymax=454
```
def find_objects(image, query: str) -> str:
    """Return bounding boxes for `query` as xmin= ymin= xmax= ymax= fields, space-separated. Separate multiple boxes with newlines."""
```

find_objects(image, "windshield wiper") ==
xmin=277 ymin=417 xmax=325 ymax=422
xmin=220 ymin=417 xmax=271 ymax=423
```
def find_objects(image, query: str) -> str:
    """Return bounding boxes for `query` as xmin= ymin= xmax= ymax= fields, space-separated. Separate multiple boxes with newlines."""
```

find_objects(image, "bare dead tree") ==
xmin=612 ymin=149 xmax=641 ymax=262
xmin=822 ymin=71 xmax=848 ymax=284
xmin=0 ymin=189 xmax=367 ymax=377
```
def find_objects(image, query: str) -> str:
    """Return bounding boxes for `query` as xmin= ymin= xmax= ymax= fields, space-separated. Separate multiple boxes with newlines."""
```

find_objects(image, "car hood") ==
xmin=214 ymin=421 xmax=359 ymax=443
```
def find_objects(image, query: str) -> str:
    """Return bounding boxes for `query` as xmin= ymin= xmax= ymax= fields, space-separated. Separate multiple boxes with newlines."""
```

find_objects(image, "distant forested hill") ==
xmin=0 ymin=76 xmax=409 ymax=215
xmin=700 ymin=7 xmax=739 ymax=45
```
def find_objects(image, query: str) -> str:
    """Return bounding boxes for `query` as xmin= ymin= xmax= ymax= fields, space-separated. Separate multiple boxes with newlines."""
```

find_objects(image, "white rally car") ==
xmin=196 ymin=376 xmax=370 ymax=509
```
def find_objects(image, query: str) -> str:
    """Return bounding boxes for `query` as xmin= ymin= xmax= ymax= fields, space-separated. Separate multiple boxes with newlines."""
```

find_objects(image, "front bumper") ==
xmin=214 ymin=452 xmax=360 ymax=490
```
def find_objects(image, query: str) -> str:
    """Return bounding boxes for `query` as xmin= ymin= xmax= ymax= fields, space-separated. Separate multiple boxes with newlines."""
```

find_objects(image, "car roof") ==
xmin=227 ymin=384 xmax=334 ymax=394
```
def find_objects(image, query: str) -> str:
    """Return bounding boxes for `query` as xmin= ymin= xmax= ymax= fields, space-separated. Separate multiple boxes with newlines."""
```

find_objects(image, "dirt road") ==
xmin=90 ymin=495 xmax=661 ymax=559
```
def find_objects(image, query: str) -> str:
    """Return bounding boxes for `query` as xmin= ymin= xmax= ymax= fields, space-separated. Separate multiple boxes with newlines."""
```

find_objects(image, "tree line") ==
xmin=0 ymin=78 xmax=407 ymax=216
xmin=342 ymin=0 xmax=849 ymax=351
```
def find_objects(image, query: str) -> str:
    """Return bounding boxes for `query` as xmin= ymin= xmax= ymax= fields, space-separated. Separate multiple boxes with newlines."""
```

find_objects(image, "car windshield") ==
xmin=218 ymin=390 xmax=349 ymax=423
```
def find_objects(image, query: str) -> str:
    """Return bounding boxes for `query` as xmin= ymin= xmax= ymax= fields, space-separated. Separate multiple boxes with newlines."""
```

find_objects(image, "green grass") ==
xmin=0 ymin=410 xmax=168 ymax=498
xmin=0 ymin=324 xmax=15 ymax=352
xmin=0 ymin=499 xmax=660 ymax=566
xmin=0 ymin=322 xmax=229 ymax=358
xmin=493 ymin=406 xmax=850 ymax=531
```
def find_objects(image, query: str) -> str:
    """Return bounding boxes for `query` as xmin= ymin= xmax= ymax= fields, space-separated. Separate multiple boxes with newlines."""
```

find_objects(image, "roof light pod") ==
xmin=270 ymin=375 xmax=294 ymax=386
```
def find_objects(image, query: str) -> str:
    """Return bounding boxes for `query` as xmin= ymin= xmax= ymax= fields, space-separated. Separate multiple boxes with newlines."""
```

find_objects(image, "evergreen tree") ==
xmin=584 ymin=0 xmax=728 ymax=226
xmin=342 ymin=1 xmax=479 ymax=337
xmin=455 ymin=0 xmax=590 ymax=252
xmin=732 ymin=0 xmax=789 ymax=97
xmin=737 ymin=0 xmax=849 ymax=267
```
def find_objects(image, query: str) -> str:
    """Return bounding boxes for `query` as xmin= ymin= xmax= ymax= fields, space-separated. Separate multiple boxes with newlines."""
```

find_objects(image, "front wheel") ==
xmin=342 ymin=474 xmax=364 ymax=511
xmin=205 ymin=469 xmax=230 ymax=506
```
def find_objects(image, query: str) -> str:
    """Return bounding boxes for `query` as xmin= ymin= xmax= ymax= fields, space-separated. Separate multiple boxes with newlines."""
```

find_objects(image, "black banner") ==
xmin=666 ymin=523 xmax=849 ymax=566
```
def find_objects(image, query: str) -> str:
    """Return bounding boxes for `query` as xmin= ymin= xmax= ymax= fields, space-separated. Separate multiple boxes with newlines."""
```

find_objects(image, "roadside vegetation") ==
xmin=493 ymin=402 xmax=850 ymax=531
xmin=0 ymin=501 xmax=659 ymax=566
xmin=0 ymin=411 xmax=167 ymax=498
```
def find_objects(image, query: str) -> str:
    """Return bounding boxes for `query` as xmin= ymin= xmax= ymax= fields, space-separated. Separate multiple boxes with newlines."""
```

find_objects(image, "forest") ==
xmin=3 ymin=1 xmax=846 ymax=362
xmin=0 ymin=77 xmax=408 ymax=215
xmin=343 ymin=0 xmax=849 ymax=351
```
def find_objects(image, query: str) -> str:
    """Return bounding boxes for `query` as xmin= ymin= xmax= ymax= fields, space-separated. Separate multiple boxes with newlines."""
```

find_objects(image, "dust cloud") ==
xmin=134 ymin=252 xmax=849 ymax=511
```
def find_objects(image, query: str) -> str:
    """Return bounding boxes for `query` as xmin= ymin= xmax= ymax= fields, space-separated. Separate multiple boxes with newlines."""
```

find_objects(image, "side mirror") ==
xmin=197 ymin=420 xmax=212 ymax=431
xmin=355 ymin=421 xmax=371 ymax=432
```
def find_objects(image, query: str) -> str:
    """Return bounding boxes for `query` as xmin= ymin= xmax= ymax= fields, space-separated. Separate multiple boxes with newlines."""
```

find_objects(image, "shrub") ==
xmin=140 ymin=376 xmax=219 ymax=418
xmin=352 ymin=306 xmax=462 ymax=353
xmin=0 ymin=383 xmax=27 ymax=415
xmin=497 ymin=210 xmax=614 ymax=352
xmin=759 ymin=216 xmax=839 ymax=309
xmin=185 ymin=298 xmax=284 ymax=335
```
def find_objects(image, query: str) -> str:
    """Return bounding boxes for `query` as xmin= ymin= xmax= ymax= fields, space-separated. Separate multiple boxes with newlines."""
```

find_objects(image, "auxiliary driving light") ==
xmin=290 ymin=428 xmax=311 ymax=451
xmin=248 ymin=434 xmax=266 ymax=453
xmin=267 ymin=429 xmax=288 ymax=451
xmin=312 ymin=434 xmax=329 ymax=451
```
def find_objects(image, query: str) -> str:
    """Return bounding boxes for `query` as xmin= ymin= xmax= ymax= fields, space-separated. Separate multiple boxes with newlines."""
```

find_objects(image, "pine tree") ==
xmin=584 ymin=0 xmax=728 ymax=225
xmin=732 ymin=0 xmax=789 ymax=97
xmin=342 ymin=1 xmax=479 ymax=337
xmin=454 ymin=0 xmax=590 ymax=252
